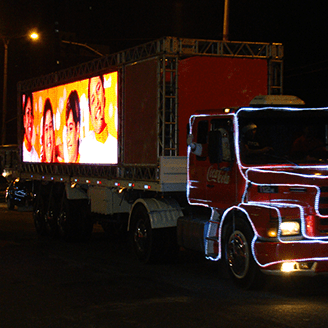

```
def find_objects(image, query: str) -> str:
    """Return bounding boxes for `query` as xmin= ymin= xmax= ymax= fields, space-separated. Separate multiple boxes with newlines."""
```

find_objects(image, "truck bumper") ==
xmin=254 ymin=239 xmax=328 ymax=275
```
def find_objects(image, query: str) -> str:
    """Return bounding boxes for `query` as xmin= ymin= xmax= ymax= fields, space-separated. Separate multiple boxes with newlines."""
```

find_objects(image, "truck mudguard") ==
xmin=128 ymin=198 xmax=183 ymax=230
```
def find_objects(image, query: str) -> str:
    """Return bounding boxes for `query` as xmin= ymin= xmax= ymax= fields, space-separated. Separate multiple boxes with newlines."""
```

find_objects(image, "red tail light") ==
xmin=306 ymin=215 xmax=315 ymax=237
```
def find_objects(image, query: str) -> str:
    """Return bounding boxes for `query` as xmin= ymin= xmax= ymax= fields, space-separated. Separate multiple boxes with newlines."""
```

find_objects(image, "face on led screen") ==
xmin=22 ymin=72 xmax=118 ymax=164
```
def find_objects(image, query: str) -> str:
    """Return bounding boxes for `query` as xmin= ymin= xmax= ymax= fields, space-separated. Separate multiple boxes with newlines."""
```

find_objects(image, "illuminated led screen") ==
xmin=22 ymin=72 xmax=118 ymax=164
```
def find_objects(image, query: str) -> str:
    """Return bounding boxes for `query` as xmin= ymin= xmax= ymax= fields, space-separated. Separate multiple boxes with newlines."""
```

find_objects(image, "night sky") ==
xmin=1 ymin=1 xmax=328 ymax=142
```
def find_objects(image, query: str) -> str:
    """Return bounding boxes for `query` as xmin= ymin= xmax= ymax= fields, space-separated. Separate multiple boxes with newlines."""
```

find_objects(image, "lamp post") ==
xmin=1 ymin=31 xmax=39 ymax=145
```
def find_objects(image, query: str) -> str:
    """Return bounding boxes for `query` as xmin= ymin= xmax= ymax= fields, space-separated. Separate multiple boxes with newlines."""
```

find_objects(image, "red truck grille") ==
xmin=319 ymin=187 xmax=328 ymax=215
xmin=319 ymin=187 xmax=328 ymax=234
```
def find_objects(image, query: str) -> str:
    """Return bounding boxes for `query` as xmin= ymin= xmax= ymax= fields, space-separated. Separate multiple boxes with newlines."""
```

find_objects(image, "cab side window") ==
xmin=196 ymin=120 xmax=208 ymax=161
xmin=208 ymin=119 xmax=233 ymax=164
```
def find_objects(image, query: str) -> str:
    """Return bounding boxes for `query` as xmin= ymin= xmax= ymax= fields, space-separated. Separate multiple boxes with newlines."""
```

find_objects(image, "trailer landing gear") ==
xmin=57 ymin=195 xmax=93 ymax=242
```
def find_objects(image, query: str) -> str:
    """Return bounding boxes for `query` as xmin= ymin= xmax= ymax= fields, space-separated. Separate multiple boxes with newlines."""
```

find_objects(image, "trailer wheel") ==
xmin=57 ymin=194 xmax=75 ymax=241
xmin=33 ymin=193 xmax=46 ymax=236
xmin=223 ymin=218 xmax=263 ymax=289
xmin=45 ymin=196 xmax=58 ymax=238
xmin=130 ymin=205 xmax=154 ymax=263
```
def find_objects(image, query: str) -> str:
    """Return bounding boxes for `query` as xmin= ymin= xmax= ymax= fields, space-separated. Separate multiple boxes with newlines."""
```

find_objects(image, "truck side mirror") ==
xmin=188 ymin=134 xmax=207 ymax=157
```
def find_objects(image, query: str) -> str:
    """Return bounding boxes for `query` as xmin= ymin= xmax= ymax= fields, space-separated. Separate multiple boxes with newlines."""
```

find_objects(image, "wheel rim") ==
xmin=134 ymin=219 xmax=148 ymax=255
xmin=45 ymin=208 xmax=57 ymax=236
xmin=34 ymin=208 xmax=42 ymax=229
xmin=226 ymin=230 xmax=250 ymax=279
xmin=57 ymin=208 xmax=68 ymax=236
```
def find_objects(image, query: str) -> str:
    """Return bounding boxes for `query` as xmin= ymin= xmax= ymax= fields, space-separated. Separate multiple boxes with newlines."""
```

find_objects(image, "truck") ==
xmin=15 ymin=36 xmax=316 ymax=289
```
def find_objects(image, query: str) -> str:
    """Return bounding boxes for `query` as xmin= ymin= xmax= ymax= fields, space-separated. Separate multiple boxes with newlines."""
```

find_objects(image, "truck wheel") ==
xmin=33 ymin=194 xmax=46 ymax=236
xmin=130 ymin=205 xmax=179 ymax=264
xmin=45 ymin=196 xmax=58 ymax=238
xmin=223 ymin=218 xmax=263 ymax=289
xmin=130 ymin=205 xmax=154 ymax=263
xmin=57 ymin=194 xmax=75 ymax=241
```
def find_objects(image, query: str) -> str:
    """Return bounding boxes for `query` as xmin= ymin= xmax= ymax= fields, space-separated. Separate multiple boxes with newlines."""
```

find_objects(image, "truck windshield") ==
xmin=238 ymin=108 xmax=328 ymax=165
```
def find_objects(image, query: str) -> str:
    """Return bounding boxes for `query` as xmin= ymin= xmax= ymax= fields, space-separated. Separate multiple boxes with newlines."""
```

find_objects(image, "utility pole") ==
xmin=1 ymin=38 xmax=9 ymax=145
xmin=223 ymin=0 xmax=230 ymax=41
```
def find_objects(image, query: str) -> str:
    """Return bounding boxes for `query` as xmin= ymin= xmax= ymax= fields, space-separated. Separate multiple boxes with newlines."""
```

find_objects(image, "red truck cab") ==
xmin=187 ymin=97 xmax=328 ymax=288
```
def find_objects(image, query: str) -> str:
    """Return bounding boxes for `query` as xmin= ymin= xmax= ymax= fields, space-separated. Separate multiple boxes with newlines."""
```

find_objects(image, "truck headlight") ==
xmin=280 ymin=221 xmax=300 ymax=236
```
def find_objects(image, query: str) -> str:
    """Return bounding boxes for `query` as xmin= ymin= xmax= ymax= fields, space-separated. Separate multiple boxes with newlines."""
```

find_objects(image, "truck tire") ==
xmin=45 ymin=195 xmax=58 ymax=238
xmin=130 ymin=205 xmax=154 ymax=263
xmin=57 ymin=194 xmax=75 ymax=241
xmin=33 ymin=193 xmax=47 ymax=236
xmin=130 ymin=205 xmax=179 ymax=264
xmin=223 ymin=217 xmax=263 ymax=289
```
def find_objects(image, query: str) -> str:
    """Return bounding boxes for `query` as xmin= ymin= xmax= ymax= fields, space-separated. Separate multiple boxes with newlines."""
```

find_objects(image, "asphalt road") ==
xmin=1 ymin=203 xmax=328 ymax=328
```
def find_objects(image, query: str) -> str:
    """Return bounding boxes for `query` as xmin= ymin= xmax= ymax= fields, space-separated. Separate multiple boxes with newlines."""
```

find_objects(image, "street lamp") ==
xmin=61 ymin=40 xmax=103 ymax=57
xmin=1 ymin=31 xmax=39 ymax=145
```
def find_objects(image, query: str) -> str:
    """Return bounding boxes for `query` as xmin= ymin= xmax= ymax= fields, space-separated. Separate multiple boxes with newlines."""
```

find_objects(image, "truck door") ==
xmin=188 ymin=118 xmax=210 ymax=206
xmin=206 ymin=118 xmax=236 ymax=209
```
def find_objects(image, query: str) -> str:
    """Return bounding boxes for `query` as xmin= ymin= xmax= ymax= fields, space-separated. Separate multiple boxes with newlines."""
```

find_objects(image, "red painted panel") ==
xmin=124 ymin=59 xmax=158 ymax=164
xmin=178 ymin=57 xmax=268 ymax=156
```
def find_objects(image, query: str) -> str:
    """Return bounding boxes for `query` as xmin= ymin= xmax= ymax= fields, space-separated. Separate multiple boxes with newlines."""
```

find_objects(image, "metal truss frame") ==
xmin=157 ymin=55 xmax=178 ymax=158
xmin=18 ymin=37 xmax=283 ymax=93
xmin=21 ymin=162 xmax=158 ymax=182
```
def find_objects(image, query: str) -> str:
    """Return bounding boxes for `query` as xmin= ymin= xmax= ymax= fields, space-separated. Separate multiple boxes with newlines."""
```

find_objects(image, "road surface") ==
xmin=1 ymin=203 xmax=328 ymax=327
